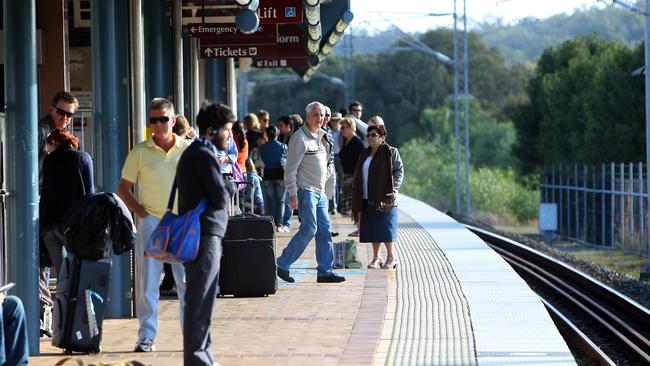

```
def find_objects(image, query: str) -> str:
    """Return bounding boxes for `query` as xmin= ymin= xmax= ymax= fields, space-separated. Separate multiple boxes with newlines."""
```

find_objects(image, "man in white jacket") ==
xmin=276 ymin=101 xmax=346 ymax=284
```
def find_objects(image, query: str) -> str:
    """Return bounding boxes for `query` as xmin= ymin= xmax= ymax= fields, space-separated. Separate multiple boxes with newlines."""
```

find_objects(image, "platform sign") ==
xmin=200 ymin=43 xmax=305 ymax=58
xmin=199 ymin=24 xmax=306 ymax=59
xmin=188 ymin=23 xmax=277 ymax=46
xmin=259 ymin=0 xmax=303 ymax=24
xmin=182 ymin=0 xmax=302 ymax=25
xmin=253 ymin=58 xmax=311 ymax=68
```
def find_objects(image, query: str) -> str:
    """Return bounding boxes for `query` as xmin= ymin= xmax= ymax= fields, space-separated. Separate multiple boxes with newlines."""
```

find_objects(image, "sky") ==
xmin=350 ymin=0 xmax=608 ymax=33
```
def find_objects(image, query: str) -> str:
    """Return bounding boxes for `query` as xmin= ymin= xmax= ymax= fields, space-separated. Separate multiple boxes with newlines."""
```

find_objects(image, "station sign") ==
xmin=253 ymin=58 xmax=311 ymax=68
xmin=182 ymin=0 xmax=302 ymax=25
xmin=199 ymin=24 xmax=306 ymax=59
xmin=258 ymin=0 xmax=303 ymax=24
xmin=188 ymin=23 xmax=277 ymax=46
xmin=200 ymin=43 xmax=305 ymax=58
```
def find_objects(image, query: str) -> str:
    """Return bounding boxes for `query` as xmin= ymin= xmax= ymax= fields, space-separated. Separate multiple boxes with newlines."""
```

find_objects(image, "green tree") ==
xmin=513 ymin=34 xmax=644 ymax=174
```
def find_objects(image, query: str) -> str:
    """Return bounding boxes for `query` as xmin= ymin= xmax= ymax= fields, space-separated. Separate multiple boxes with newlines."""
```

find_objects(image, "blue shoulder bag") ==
xmin=145 ymin=180 xmax=207 ymax=263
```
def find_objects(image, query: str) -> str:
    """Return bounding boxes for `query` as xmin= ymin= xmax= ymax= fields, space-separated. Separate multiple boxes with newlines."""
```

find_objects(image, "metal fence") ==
xmin=541 ymin=163 xmax=649 ymax=256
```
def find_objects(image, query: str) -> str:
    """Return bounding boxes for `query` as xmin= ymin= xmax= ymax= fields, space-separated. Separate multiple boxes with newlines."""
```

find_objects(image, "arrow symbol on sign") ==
xmin=204 ymin=48 xmax=213 ymax=57
xmin=190 ymin=26 xmax=197 ymax=34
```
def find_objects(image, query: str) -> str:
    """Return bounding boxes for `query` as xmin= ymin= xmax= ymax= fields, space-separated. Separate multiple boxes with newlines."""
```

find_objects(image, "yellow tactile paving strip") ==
xmin=386 ymin=213 xmax=477 ymax=366
xmin=31 ymin=214 xmax=391 ymax=366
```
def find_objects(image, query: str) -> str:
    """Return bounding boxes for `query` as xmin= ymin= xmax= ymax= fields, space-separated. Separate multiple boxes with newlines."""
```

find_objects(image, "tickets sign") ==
xmin=199 ymin=24 xmax=307 ymax=59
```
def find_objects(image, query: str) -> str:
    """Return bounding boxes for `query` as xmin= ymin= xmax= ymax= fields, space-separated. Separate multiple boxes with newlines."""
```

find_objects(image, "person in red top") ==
xmin=232 ymin=121 xmax=249 ymax=173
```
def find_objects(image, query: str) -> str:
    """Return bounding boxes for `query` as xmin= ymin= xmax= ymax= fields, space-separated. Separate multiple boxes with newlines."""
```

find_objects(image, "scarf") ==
xmin=351 ymin=143 xmax=394 ymax=224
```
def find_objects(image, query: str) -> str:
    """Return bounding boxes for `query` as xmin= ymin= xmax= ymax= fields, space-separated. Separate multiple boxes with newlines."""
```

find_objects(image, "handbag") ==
xmin=145 ymin=180 xmax=207 ymax=263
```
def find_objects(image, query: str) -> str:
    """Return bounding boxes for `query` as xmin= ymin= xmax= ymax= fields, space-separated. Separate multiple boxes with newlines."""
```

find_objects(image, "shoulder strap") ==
xmin=166 ymin=179 xmax=177 ymax=211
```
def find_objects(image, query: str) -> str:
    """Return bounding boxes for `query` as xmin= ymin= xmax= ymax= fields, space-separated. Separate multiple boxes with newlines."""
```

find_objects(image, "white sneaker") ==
xmin=281 ymin=226 xmax=290 ymax=232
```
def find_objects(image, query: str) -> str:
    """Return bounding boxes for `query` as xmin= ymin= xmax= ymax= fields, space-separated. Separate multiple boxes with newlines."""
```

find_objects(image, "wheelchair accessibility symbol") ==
xmin=285 ymin=7 xmax=297 ymax=18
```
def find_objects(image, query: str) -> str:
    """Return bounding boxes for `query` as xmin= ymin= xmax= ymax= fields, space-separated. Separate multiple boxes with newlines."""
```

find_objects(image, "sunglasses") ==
xmin=325 ymin=114 xmax=331 ymax=117
xmin=55 ymin=107 xmax=74 ymax=118
xmin=149 ymin=116 xmax=171 ymax=124
xmin=351 ymin=109 xmax=362 ymax=112
xmin=366 ymin=133 xmax=380 ymax=138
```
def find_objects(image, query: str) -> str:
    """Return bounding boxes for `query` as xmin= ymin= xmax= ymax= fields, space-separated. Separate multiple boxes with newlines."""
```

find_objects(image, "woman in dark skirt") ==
xmin=351 ymin=124 xmax=404 ymax=269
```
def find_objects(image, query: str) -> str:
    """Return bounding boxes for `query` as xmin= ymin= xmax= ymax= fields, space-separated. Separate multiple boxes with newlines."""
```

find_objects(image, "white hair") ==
xmin=369 ymin=115 xmax=384 ymax=126
xmin=305 ymin=101 xmax=325 ymax=114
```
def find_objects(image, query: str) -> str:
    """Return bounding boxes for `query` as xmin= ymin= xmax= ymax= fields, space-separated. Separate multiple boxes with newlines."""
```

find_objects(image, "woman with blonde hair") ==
xmin=173 ymin=114 xmax=196 ymax=139
xmin=338 ymin=118 xmax=364 ymax=215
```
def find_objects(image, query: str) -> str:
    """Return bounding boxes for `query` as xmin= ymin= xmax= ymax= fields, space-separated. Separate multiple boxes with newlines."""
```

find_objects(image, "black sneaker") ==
xmin=277 ymin=269 xmax=295 ymax=283
xmin=331 ymin=231 xmax=339 ymax=237
xmin=317 ymin=273 xmax=346 ymax=283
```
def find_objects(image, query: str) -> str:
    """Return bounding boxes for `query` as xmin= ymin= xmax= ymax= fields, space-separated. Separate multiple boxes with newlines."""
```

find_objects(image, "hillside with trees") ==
xmin=479 ymin=1 xmax=644 ymax=65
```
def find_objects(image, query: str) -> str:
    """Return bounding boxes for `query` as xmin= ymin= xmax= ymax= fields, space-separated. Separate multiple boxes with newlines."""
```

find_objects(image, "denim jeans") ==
xmin=135 ymin=215 xmax=186 ymax=340
xmin=277 ymin=189 xmax=334 ymax=276
xmin=281 ymin=190 xmax=293 ymax=228
xmin=0 ymin=296 xmax=29 ymax=366
xmin=263 ymin=179 xmax=286 ymax=227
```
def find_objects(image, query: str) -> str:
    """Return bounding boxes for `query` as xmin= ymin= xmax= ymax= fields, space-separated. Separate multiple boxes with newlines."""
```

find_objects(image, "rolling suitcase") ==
xmin=52 ymin=255 xmax=111 ymax=354
xmin=219 ymin=179 xmax=277 ymax=297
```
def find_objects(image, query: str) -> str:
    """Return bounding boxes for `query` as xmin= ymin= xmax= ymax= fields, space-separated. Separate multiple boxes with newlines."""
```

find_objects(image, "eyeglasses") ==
xmin=351 ymin=108 xmax=362 ymax=112
xmin=54 ymin=107 xmax=74 ymax=118
xmin=366 ymin=133 xmax=380 ymax=138
xmin=149 ymin=116 xmax=171 ymax=124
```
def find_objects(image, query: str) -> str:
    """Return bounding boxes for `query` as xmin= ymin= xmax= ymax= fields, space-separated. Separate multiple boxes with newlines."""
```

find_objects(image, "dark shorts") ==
xmin=359 ymin=200 xmax=398 ymax=243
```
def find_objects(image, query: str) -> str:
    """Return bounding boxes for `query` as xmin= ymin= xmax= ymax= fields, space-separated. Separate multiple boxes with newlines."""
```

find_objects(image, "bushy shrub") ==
xmin=400 ymin=139 xmax=539 ymax=223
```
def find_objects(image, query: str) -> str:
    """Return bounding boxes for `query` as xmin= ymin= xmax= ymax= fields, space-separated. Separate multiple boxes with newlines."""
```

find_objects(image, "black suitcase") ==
xmin=52 ymin=255 xmax=111 ymax=354
xmin=219 ymin=180 xmax=277 ymax=297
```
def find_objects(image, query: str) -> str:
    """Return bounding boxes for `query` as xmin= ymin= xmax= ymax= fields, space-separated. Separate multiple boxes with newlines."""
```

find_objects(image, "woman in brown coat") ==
xmin=351 ymin=125 xmax=404 ymax=269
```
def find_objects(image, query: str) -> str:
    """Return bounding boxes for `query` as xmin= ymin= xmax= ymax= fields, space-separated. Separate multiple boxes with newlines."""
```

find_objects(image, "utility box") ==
xmin=539 ymin=203 xmax=558 ymax=245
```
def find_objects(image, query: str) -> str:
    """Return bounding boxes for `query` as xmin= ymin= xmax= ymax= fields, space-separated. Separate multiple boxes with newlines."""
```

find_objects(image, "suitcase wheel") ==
xmin=64 ymin=349 xmax=73 ymax=355
xmin=91 ymin=346 xmax=101 ymax=354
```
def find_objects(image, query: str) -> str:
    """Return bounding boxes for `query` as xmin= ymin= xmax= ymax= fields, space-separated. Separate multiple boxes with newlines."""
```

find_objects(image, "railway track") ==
xmin=467 ymin=225 xmax=650 ymax=366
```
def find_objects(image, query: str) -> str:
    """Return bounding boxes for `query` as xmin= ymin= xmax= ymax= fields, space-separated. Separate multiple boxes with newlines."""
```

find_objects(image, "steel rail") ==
xmin=541 ymin=298 xmax=616 ymax=366
xmin=467 ymin=225 xmax=650 ymax=364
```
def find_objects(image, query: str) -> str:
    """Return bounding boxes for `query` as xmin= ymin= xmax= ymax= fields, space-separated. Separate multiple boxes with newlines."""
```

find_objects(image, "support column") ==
xmin=3 ymin=0 xmax=40 ymax=354
xmin=91 ymin=0 xmax=132 ymax=318
xmin=144 ymin=0 xmax=172 ymax=101
xmin=37 ymin=0 xmax=69 ymax=116
xmin=226 ymin=58 xmax=237 ymax=112
xmin=172 ymin=0 xmax=184 ymax=115
xmin=130 ymin=0 xmax=146 ymax=144
xmin=190 ymin=38 xmax=200 ymax=122
xmin=205 ymin=58 xmax=226 ymax=103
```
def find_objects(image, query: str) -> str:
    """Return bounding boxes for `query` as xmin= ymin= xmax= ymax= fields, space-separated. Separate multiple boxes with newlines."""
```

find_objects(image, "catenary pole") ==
xmin=463 ymin=0 xmax=471 ymax=217
xmin=453 ymin=0 xmax=461 ymax=214
xmin=643 ymin=0 xmax=650 ymax=279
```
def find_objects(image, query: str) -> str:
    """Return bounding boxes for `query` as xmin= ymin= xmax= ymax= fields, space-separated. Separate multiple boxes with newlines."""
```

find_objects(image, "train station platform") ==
xmin=31 ymin=195 xmax=575 ymax=365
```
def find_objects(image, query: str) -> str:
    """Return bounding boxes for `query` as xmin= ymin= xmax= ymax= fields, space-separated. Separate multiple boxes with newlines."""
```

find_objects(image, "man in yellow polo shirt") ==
xmin=117 ymin=98 xmax=191 ymax=353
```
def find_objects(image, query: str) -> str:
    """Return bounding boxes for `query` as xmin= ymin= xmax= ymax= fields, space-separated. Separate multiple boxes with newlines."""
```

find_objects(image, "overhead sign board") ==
xmin=199 ymin=24 xmax=306 ymax=58
xmin=253 ymin=58 xmax=311 ymax=68
xmin=182 ymin=0 xmax=302 ymax=25
xmin=188 ymin=23 xmax=277 ymax=45
xmin=258 ymin=0 xmax=303 ymax=24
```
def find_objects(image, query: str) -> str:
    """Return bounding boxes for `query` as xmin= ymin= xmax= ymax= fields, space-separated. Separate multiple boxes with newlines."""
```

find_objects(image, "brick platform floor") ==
xmin=31 ymin=213 xmax=391 ymax=366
